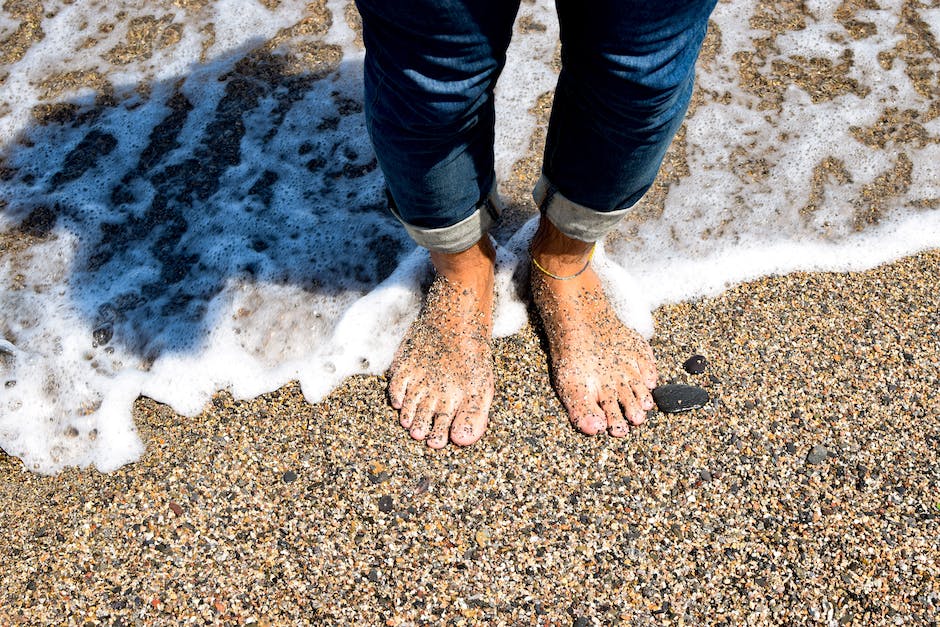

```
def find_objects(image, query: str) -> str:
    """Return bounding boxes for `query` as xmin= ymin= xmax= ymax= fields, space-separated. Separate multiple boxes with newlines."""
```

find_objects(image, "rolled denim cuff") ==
xmin=533 ymin=175 xmax=630 ymax=243
xmin=392 ymin=186 xmax=501 ymax=254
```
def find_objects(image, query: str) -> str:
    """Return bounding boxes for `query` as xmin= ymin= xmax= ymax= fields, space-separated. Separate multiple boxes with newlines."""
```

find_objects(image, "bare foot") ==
xmin=388 ymin=239 xmax=495 ymax=448
xmin=529 ymin=219 xmax=658 ymax=436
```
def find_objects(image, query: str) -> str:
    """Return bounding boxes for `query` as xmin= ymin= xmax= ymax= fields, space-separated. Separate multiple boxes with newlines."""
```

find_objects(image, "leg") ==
xmin=531 ymin=0 xmax=717 ymax=435
xmin=356 ymin=0 xmax=520 ymax=447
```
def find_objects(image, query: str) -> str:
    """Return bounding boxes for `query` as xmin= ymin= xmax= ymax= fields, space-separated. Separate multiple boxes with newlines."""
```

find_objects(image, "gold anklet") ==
xmin=529 ymin=244 xmax=596 ymax=280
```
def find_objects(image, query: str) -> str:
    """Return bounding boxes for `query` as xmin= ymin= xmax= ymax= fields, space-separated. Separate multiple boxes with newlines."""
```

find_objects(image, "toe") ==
xmin=427 ymin=412 xmax=454 ymax=449
xmin=599 ymin=391 xmax=628 ymax=437
xmin=618 ymin=381 xmax=646 ymax=426
xmin=638 ymin=352 xmax=658 ymax=389
xmin=563 ymin=384 xmax=607 ymax=435
xmin=399 ymin=389 xmax=422 ymax=429
xmin=409 ymin=399 xmax=436 ymax=441
xmin=450 ymin=394 xmax=491 ymax=447
xmin=388 ymin=372 xmax=408 ymax=410
xmin=631 ymin=379 xmax=655 ymax=411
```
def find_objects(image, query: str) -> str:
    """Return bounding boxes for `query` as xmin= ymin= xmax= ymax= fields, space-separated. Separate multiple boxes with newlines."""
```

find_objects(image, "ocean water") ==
xmin=0 ymin=0 xmax=937 ymax=473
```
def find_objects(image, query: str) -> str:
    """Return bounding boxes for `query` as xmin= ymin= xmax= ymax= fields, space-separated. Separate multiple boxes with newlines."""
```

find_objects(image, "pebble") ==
xmin=1 ymin=10 xmax=938 ymax=623
xmin=682 ymin=354 xmax=708 ymax=374
xmin=281 ymin=470 xmax=297 ymax=483
xmin=651 ymin=384 xmax=710 ymax=413
xmin=805 ymin=445 xmax=829 ymax=465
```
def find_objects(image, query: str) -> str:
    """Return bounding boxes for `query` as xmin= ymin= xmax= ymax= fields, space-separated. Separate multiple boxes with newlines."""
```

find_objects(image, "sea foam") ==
xmin=0 ymin=0 xmax=937 ymax=473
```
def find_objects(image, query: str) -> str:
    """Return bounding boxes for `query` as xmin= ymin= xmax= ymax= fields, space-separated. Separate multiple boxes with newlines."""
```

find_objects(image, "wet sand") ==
xmin=2 ymin=249 xmax=938 ymax=625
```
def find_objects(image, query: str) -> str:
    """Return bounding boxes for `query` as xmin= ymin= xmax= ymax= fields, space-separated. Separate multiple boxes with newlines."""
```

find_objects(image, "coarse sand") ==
xmin=2 ymin=249 xmax=938 ymax=625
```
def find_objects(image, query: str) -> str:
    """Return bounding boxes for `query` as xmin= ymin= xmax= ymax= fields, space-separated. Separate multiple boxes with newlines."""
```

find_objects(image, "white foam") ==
xmin=1 ymin=0 xmax=938 ymax=473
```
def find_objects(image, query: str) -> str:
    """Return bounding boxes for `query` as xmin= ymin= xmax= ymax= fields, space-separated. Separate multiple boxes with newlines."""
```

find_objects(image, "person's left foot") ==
xmin=529 ymin=218 xmax=658 ymax=436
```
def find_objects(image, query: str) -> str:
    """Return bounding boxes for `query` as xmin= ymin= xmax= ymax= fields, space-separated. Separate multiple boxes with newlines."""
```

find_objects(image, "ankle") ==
xmin=429 ymin=237 xmax=496 ymax=293
xmin=530 ymin=218 xmax=596 ymax=277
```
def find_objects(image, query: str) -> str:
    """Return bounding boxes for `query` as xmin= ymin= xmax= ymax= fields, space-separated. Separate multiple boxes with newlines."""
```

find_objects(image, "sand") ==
xmin=2 ymin=1 xmax=939 ymax=624
xmin=1 ymin=249 xmax=938 ymax=625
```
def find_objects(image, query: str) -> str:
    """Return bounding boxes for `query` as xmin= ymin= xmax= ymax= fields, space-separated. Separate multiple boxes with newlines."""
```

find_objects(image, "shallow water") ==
xmin=0 ymin=0 xmax=937 ymax=473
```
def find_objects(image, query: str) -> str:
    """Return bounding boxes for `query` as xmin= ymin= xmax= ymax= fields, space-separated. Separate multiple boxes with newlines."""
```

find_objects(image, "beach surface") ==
xmin=2 ymin=250 xmax=939 ymax=625
xmin=2 ymin=0 xmax=940 ymax=624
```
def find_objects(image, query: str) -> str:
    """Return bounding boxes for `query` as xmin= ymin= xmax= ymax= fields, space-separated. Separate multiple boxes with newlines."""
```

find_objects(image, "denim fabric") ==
xmin=356 ymin=0 xmax=717 ymax=252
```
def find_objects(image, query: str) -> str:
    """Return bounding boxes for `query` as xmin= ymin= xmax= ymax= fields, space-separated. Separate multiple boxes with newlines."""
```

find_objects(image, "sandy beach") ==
xmin=2 ymin=0 xmax=939 ymax=624
xmin=2 ymin=249 xmax=939 ymax=625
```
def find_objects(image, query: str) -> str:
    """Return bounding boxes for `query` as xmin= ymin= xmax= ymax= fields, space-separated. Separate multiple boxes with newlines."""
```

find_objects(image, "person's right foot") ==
xmin=388 ymin=239 xmax=495 ymax=449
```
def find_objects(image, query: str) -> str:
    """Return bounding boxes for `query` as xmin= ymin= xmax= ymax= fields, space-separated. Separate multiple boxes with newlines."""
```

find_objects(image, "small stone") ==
xmin=651 ymin=384 xmax=709 ymax=413
xmin=682 ymin=354 xmax=708 ymax=374
xmin=367 ymin=568 xmax=381 ymax=583
xmin=785 ymin=442 xmax=797 ymax=454
xmin=168 ymin=501 xmax=183 ymax=517
xmin=573 ymin=618 xmax=589 ymax=627
xmin=281 ymin=470 xmax=297 ymax=483
xmin=378 ymin=495 xmax=393 ymax=513
xmin=698 ymin=469 xmax=712 ymax=482
xmin=806 ymin=445 xmax=829 ymax=465
xmin=475 ymin=529 xmax=491 ymax=547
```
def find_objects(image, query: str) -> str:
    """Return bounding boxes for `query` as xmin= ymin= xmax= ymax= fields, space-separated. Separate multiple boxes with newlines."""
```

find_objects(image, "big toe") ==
xmin=449 ymin=395 xmax=491 ymax=447
xmin=566 ymin=400 xmax=608 ymax=435
xmin=559 ymin=381 xmax=607 ymax=435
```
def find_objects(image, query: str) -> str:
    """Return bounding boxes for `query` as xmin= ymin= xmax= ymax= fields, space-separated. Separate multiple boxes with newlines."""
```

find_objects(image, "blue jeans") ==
xmin=356 ymin=0 xmax=717 ymax=252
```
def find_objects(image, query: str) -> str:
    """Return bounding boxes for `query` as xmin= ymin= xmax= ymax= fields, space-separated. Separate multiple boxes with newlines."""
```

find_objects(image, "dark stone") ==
xmin=651 ymin=384 xmax=709 ymax=413
xmin=699 ymin=469 xmax=712 ymax=482
xmin=805 ymin=445 xmax=829 ymax=465
xmin=682 ymin=354 xmax=708 ymax=374
xmin=573 ymin=618 xmax=590 ymax=627
xmin=367 ymin=568 xmax=381 ymax=583
xmin=281 ymin=470 xmax=297 ymax=483
xmin=378 ymin=495 xmax=394 ymax=513
xmin=785 ymin=442 xmax=797 ymax=454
